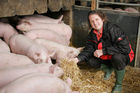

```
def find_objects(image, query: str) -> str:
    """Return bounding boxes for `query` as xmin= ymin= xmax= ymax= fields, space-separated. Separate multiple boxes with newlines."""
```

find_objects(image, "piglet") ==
xmin=35 ymin=38 xmax=80 ymax=64
xmin=0 ymin=73 xmax=78 ymax=93
xmin=0 ymin=53 xmax=34 ymax=69
xmin=0 ymin=39 xmax=10 ymax=53
xmin=124 ymin=7 xmax=139 ymax=13
xmin=25 ymin=29 xmax=69 ymax=46
xmin=16 ymin=22 xmax=72 ymax=42
xmin=19 ymin=14 xmax=63 ymax=24
xmin=0 ymin=22 xmax=18 ymax=44
xmin=9 ymin=34 xmax=51 ymax=64
xmin=0 ymin=63 xmax=64 ymax=88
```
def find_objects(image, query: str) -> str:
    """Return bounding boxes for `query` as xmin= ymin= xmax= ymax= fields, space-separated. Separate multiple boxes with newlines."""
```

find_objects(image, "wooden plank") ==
xmin=0 ymin=0 xmax=15 ymax=17
xmin=91 ymin=0 xmax=96 ymax=10
xmin=0 ymin=0 xmax=73 ymax=17
xmin=10 ymin=0 xmax=34 ymax=15
xmin=48 ymin=0 xmax=63 ymax=12
xmin=81 ymin=0 xmax=87 ymax=6
xmin=0 ymin=0 xmax=35 ymax=17
xmin=135 ymin=18 xmax=140 ymax=68
xmin=63 ymin=0 xmax=75 ymax=10
xmin=33 ymin=0 xmax=48 ymax=14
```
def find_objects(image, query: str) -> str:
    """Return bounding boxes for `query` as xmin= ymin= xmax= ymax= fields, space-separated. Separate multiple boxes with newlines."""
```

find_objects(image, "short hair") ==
xmin=88 ymin=10 xmax=108 ymax=22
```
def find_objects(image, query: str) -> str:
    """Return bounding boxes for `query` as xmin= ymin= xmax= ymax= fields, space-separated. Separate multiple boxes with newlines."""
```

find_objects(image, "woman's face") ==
xmin=89 ymin=14 xmax=104 ymax=31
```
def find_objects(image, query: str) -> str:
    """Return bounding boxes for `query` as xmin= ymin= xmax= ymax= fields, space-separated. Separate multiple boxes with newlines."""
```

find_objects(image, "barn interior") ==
xmin=0 ymin=0 xmax=140 ymax=93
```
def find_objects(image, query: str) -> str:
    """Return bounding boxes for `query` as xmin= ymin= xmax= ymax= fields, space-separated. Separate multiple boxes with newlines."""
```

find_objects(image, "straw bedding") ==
xmin=60 ymin=59 xmax=140 ymax=93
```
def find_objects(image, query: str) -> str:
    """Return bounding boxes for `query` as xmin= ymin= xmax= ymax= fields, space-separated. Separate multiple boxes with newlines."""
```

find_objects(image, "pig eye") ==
xmin=69 ymin=51 xmax=73 ymax=54
xmin=23 ymin=21 xmax=32 ymax=25
xmin=35 ymin=53 xmax=40 ymax=56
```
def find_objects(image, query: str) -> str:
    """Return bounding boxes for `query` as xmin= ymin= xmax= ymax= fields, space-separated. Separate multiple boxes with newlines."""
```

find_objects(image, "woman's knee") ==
xmin=111 ymin=54 xmax=128 ymax=70
xmin=87 ymin=57 xmax=101 ymax=68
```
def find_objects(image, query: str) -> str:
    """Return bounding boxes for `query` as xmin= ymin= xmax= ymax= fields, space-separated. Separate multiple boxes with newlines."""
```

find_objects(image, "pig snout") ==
xmin=67 ymin=48 xmax=80 ymax=58
xmin=36 ymin=59 xmax=43 ymax=64
xmin=16 ymin=21 xmax=31 ymax=31
xmin=49 ymin=65 xmax=64 ymax=77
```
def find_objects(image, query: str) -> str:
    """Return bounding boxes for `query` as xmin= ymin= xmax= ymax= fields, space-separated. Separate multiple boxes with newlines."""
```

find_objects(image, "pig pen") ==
xmin=0 ymin=1 xmax=140 ymax=93
xmin=60 ymin=60 xmax=140 ymax=93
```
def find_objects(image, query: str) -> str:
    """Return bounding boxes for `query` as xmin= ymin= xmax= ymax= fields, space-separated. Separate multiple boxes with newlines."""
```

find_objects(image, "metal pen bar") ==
xmin=98 ymin=1 xmax=140 ymax=7
xmin=135 ymin=19 xmax=140 ymax=67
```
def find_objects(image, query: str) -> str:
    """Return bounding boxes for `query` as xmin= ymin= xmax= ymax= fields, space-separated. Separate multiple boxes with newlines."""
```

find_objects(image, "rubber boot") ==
xmin=112 ymin=69 xmax=125 ymax=93
xmin=101 ymin=64 xmax=113 ymax=80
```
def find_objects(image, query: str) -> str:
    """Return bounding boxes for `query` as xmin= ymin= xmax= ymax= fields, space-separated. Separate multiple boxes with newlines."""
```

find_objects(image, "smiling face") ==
xmin=89 ymin=14 xmax=104 ymax=31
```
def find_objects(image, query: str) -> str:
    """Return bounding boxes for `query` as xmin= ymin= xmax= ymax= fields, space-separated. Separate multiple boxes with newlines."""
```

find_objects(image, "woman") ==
xmin=73 ymin=10 xmax=134 ymax=93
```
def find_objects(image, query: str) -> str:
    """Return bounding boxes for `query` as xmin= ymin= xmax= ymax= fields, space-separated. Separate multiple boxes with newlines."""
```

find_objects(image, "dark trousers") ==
xmin=87 ymin=54 xmax=130 ymax=70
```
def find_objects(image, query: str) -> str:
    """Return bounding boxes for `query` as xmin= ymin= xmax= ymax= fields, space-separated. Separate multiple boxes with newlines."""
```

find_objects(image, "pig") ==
xmin=114 ymin=8 xmax=124 ymax=12
xmin=9 ymin=34 xmax=51 ymax=64
xmin=19 ymin=14 xmax=63 ymax=24
xmin=34 ymin=38 xmax=80 ymax=64
xmin=24 ymin=29 xmax=69 ymax=45
xmin=124 ymin=7 xmax=139 ymax=13
xmin=0 ymin=73 xmax=79 ymax=93
xmin=0 ymin=63 xmax=64 ymax=88
xmin=0 ymin=22 xmax=18 ymax=45
xmin=16 ymin=22 xmax=72 ymax=43
xmin=0 ymin=53 xmax=34 ymax=69
xmin=0 ymin=39 xmax=10 ymax=53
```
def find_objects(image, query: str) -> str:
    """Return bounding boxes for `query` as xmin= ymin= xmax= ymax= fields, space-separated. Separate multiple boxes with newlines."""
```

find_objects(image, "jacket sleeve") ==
xmin=103 ymin=25 xmax=131 ymax=55
xmin=77 ymin=31 xmax=96 ymax=62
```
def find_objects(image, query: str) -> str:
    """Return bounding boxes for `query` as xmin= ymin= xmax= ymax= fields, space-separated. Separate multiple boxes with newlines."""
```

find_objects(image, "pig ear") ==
xmin=23 ymin=21 xmax=32 ymax=25
xmin=49 ymin=50 xmax=56 ymax=58
xmin=47 ymin=58 xmax=52 ymax=64
xmin=65 ymin=77 xmax=72 ymax=87
xmin=77 ymin=47 xmax=84 ymax=51
xmin=58 ymin=15 xmax=63 ymax=23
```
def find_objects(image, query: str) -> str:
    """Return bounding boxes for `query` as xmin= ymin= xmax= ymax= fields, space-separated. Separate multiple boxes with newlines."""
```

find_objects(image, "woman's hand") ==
xmin=94 ymin=49 xmax=103 ymax=58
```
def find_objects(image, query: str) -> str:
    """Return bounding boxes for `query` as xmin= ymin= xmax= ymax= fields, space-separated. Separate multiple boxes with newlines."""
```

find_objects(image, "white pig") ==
xmin=0 ymin=63 xmax=64 ymax=88
xmin=9 ymin=34 xmax=51 ymax=64
xmin=124 ymin=7 xmax=139 ymax=13
xmin=0 ymin=53 xmax=34 ymax=69
xmin=0 ymin=39 xmax=10 ymax=53
xmin=19 ymin=14 xmax=63 ymax=24
xmin=0 ymin=22 xmax=18 ymax=44
xmin=0 ymin=73 xmax=78 ymax=93
xmin=35 ymin=38 xmax=80 ymax=64
xmin=24 ymin=29 xmax=69 ymax=45
xmin=16 ymin=22 xmax=72 ymax=42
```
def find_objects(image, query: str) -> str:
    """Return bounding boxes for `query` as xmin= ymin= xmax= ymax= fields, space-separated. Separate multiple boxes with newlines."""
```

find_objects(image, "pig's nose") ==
xmin=55 ymin=67 xmax=64 ymax=77
xmin=36 ymin=59 xmax=43 ymax=64
xmin=49 ymin=65 xmax=55 ymax=74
